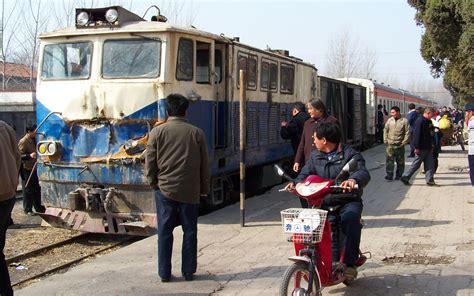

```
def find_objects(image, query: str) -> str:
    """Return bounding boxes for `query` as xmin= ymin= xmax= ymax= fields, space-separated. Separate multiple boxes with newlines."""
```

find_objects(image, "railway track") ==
xmin=8 ymin=233 xmax=142 ymax=287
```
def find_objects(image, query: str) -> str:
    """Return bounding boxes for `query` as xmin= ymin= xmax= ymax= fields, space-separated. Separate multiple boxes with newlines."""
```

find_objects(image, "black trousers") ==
xmin=469 ymin=155 xmax=474 ymax=186
xmin=0 ymin=198 xmax=15 ymax=296
xmin=21 ymin=169 xmax=45 ymax=213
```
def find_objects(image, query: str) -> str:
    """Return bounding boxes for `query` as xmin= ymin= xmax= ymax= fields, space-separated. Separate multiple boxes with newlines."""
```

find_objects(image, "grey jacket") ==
xmin=145 ymin=117 xmax=210 ymax=204
xmin=0 ymin=121 xmax=21 ymax=201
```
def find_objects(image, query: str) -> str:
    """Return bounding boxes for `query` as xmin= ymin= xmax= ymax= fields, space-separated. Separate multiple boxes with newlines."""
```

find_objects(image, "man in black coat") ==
xmin=286 ymin=122 xmax=370 ymax=281
xmin=401 ymin=107 xmax=436 ymax=186
xmin=280 ymin=102 xmax=310 ymax=154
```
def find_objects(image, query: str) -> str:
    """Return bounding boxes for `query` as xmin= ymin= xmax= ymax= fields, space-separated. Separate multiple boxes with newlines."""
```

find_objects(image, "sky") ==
xmin=6 ymin=0 xmax=451 ymax=104
xmin=155 ymin=0 xmax=450 ymax=103
xmin=188 ymin=1 xmax=433 ymax=83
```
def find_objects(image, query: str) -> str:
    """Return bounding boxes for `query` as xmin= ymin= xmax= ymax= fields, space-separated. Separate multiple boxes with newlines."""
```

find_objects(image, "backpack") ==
xmin=438 ymin=115 xmax=452 ymax=129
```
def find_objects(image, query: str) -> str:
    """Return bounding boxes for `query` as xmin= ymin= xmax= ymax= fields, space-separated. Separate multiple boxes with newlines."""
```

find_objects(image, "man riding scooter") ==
xmin=286 ymin=122 xmax=371 ymax=280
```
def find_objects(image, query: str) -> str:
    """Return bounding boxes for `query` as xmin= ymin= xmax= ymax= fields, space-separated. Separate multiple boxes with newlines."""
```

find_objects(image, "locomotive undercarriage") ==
xmin=39 ymin=182 xmax=157 ymax=236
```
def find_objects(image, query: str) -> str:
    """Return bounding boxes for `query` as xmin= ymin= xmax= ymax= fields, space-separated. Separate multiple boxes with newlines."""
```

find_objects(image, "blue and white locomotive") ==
xmin=35 ymin=6 xmax=318 ymax=235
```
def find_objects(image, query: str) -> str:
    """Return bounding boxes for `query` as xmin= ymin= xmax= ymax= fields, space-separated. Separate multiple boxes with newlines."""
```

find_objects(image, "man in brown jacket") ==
xmin=18 ymin=124 xmax=45 ymax=214
xmin=0 ymin=120 xmax=21 ymax=296
xmin=145 ymin=94 xmax=210 ymax=283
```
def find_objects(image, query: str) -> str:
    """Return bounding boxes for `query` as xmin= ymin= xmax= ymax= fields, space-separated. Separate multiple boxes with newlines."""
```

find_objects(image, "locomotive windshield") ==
xmin=41 ymin=42 xmax=92 ymax=80
xmin=102 ymin=39 xmax=161 ymax=78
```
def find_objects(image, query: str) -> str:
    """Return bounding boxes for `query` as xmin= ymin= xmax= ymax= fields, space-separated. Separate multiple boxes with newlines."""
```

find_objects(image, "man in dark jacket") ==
xmin=280 ymin=102 xmax=310 ymax=154
xmin=406 ymin=104 xmax=421 ymax=157
xmin=376 ymin=104 xmax=388 ymax=143
xmin=287 ymin=122 xmax=370 ymax=281
xmin=145 ymin=94 xmax=210 ymax=283
xmin=401 ymin=107 xmax=436 ymax=186
xmin=0 ymin=120 xmax=21 ymax=296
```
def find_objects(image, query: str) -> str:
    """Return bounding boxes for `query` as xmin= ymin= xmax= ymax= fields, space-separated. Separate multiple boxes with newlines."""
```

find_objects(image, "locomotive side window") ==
xmin=260 ymin=58 xmax=278 ymax=92
xmin=247 ymin=55 xmax=257 ymax=89
xmin=280 ymin=63 xmax=295 ymax=94
xmin=237 ymin=54 xmax=247 ymax=88
xmin=102 ymin=39 xmax=161 ymax=78
xmin=41 ymin=42 xmax=92 ymax=80
xmin=237 ymin=52 xmax=257 ymax=90
xmin=176 ymin=38 xmax=194 ymax=81
xmin=197 ymin=41 xmax=210 ymax=84
xmin=270 ymin=63 xmax=278 ymax=91
xmin=214 ymin=49 xmax=222 ymax=83
xmin=261 ymin=61 xmax=270 ymax=89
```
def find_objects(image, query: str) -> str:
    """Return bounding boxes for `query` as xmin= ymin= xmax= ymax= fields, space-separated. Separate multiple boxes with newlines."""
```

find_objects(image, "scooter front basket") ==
xmin=281 ymin=208 xmax=328 ymax=244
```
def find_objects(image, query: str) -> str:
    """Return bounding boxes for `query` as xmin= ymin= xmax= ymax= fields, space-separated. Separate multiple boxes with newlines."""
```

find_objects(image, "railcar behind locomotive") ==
xmin=35 ymin=6 xmax=318 ymax=235
xmin=341 ymin=78 xmax=434 ymax=142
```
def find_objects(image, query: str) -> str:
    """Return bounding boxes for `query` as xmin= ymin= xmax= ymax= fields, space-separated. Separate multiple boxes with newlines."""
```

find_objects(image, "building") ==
xmin=0 ymin=62 xmax=36 ymax=139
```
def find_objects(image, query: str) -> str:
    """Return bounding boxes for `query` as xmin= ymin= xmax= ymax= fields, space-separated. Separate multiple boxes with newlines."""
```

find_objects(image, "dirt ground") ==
xmin=5 ymin=196 xmax=82 ymax=259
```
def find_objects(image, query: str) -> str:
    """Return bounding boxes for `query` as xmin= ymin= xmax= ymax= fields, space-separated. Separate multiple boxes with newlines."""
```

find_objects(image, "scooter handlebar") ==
xmin=330 ymin=184 xmax=359 ymax=190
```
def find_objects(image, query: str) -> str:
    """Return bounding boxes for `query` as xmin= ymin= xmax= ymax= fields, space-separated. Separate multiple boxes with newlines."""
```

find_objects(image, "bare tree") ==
xmin=0 ymin=0 xmax=21 ymax=90
xmin=325 ymin=28 xmax=377 ymax=79
xmin=14 ymin=0 xmax=49 ymax=90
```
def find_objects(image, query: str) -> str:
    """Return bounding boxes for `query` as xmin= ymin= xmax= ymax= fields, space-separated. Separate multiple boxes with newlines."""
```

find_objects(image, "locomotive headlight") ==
xmin=47 ymin=142 xmax=57 ymax=155
xmin=38 ymin=143 xmax=48 ymax=154
xmin=76 ymin=11 xmax=89 ymax=26
xmin=105 ymin=8 xmax=118 ymax=23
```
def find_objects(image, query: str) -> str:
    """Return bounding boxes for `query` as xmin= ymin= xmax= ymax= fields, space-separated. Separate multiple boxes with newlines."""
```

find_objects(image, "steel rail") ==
xmin=11 ymin=236 xmax=138 ymax=287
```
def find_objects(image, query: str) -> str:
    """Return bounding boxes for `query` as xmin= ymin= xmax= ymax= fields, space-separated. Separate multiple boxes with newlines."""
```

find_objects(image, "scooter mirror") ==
xmin=273 ymin=164 xmax=294 ymax=181
xmin=274 ymin=164 xmax=285 ymax=177
xmin=343 ymin=158 xmax=358 ymax=173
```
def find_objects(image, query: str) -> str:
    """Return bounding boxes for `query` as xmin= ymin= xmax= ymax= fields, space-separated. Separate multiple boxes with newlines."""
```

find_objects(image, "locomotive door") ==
xmin=213 ymin=42 xmax=228 ymax=150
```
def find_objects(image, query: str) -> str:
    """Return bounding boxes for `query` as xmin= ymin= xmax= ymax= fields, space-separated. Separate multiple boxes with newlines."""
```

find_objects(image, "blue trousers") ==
xmin=402 ymin=149 xmax=435 ymax=183
xmin=154 ymin=190 xmax=199 ymax=279
xmin=0 ymin=198 xmax=15 ymax=296
xmin=327 ymin=201 xmax=363 ymax=267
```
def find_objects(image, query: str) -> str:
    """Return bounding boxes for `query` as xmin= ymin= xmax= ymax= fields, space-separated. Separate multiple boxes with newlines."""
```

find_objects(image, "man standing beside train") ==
xmin=145 ymin=94 xmax=210 ymax=283
xmin=383 ymin=106 xmax=410 ymax=181
xmin=376 ymin=104 xmax=388 ymax=143
xmin=293 ymin=99 xmax=338 ymax=208
xmin=280 ymin=102 xmax=310 ymax=155
xmin=0 ymin=120 xmax=21 ymax=296
xmin=18 ymin=124 xmax=46 ymax=215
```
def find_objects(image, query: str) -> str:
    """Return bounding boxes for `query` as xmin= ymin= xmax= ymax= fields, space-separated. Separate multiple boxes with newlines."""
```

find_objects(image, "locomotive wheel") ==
xmin=280 ymin=262 xmax=321 ymax=296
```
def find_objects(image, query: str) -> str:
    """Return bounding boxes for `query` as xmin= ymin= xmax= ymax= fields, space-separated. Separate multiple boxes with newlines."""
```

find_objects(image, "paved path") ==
xmin=16 ymin=144 xmax=474 ymax=295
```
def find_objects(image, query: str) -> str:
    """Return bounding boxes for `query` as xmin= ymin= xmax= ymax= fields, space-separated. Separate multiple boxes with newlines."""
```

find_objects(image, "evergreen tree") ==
xmin=408 ymin=0 xmax=473 ymax=106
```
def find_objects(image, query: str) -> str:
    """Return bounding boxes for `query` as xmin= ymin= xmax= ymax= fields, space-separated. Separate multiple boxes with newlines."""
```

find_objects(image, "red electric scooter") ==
xmin=275 ymin=159 xmax=370 ymax=296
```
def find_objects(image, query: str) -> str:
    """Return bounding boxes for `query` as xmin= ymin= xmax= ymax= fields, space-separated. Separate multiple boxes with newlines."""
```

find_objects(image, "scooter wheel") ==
xmin=280 ymin=262 xmax=321 ymax=296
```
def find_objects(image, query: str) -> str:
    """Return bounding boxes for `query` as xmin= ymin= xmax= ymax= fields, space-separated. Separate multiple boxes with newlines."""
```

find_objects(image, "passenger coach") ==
xmin=35 ymin=6 xmax=317 ymax=235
